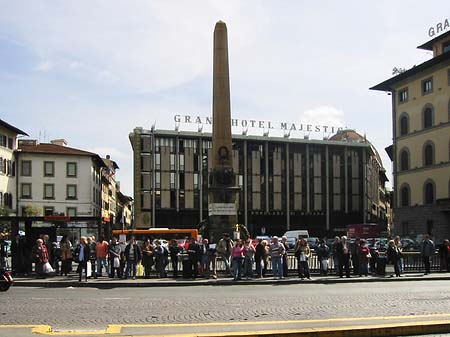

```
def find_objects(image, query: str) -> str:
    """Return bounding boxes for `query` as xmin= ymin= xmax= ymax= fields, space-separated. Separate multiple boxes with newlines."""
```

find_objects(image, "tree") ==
xmin=22 ymin=205 xmax=42 ymax=216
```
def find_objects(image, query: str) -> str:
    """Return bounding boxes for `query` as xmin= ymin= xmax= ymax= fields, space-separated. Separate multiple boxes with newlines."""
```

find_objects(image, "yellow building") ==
xmin=371 ymin=30 xmax=450 ymax=239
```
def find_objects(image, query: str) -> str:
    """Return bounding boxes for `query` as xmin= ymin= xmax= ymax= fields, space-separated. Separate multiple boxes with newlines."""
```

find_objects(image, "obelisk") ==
xmin=208 ymin=21 xmax=238 ymax=243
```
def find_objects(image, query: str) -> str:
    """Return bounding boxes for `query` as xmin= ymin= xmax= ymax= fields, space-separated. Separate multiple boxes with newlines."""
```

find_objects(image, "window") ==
xmin=400 ymin=149 xmax=409 ymax=171
xmin=21 ymin=160 xmax=32 ymax=176
xmin=423 ymin=107 xmax=434 ymax=129
xmin=424 ymin=181 xmax=435 ymax=204
xmin=400 ymin=185 xmax=410 ymax=207
xmin=44 ymin=161 xmax=55 ymax=177
xmin=399 ymin=114 xmax=409 ymax=136
xmin=422 ymin=78 xmax=433 ymax=94
xmin=398 ymin=88 xmax=408 ymax=103
xmin=155 ymin=172 xmax=161 ymax=189
xmin=179 ymin=154 xmax=185 ymax=171
xmin=155 ymin=153 xmax=161 ymax=170
xmin=66 ymin=207 xmax=77 ymax=216
xmin=66 ymin=184 xmax=77 ymax=200
xmin=21 ymin=183 xmax=32 ymax=199
xmin=66 ymin=162 xmax=77 ymax=177
xmin=44 ymin=184 xmax=55 ymax=199
xmin=443 ymin=41 xmax=450 ymax=54
xmin=170 ymin=172 xmax=175 ymax=189
xmin=43 ymin=207 xmax=54 ymax=216
xmin=170 ymin=154 xmax=175 ymax=170
xmin=194 ymin=173 xmax=199 ymax=189
xmin=423 ymin=143 xmax=434 ymax=166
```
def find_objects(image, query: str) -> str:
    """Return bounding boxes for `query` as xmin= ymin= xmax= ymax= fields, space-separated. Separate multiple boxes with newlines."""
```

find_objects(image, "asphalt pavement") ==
xmin=2 ymin=279 xmax=450 ymax=337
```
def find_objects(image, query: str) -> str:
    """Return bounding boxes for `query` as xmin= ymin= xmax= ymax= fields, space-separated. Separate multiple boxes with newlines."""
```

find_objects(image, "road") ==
xmin=2 ymin=280 xmax=450 ymax=336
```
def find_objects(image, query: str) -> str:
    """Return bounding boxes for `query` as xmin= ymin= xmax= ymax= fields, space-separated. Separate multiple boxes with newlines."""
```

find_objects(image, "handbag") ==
xmin=43 ymin=262 xmax=54 ymax=274
xmin=385 ymin=263 xmax=395 ymax=275
xmin=86 ymin=261 xmax=92 ymax=277
xmin=113 ymin=257 xmax=120 ymax=268
xmin=137 ymin=262 xmax=144 ymax=277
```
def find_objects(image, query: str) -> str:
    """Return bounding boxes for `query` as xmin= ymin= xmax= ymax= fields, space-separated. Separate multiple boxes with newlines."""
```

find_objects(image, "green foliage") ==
xmin=23 ymin=205 xmax=42 ymax=216
xmin=0 ymin=206 xmax=10 ymax=216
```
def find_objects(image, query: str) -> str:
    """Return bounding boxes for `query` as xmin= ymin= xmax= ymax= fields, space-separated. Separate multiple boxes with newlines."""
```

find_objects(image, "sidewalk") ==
xmin=12 ymin=272 xmax=450 ymax=288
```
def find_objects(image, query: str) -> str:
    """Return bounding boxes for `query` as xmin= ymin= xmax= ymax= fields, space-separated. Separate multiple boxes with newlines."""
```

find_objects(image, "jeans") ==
xmin=125 ymin=260 xmax=137 ymax=278
xmin=359 ymin=262 xmax=369 ymax=276
xmin=272 ymin=256 xmax=283 ymax=278
xmin=96 ymin=257 xmax=108 ymax=276
xmin=233 ymin=257 xmax=243 ymax=280
xmin=222 ymin=253 xmax=232 ymax=274
xmin=298 ymin=260 xmax=310 ymax=279
xmin=333 ymin=255 xmax=340 ymax=275
xmin=423 ymin=256 xmax=431 ymax=274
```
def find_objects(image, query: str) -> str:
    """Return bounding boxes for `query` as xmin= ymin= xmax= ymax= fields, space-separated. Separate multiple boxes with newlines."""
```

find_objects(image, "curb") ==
xmin=11 ymin=274 xmax=450 ymax=288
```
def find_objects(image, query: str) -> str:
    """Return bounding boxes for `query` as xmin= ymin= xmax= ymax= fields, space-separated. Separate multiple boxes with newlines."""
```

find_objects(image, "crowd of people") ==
xmin=0 ymin=231 xmax=447 ymax=281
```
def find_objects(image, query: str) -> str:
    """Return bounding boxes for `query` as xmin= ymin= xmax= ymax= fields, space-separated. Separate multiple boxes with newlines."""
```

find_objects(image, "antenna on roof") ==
xmin=242 ymin=127 xmax=248 ymax=136
xmin=151 ymin=121 xmax=156 ymax=132
xmin=284 ymin=130 xmax=291 ymax=138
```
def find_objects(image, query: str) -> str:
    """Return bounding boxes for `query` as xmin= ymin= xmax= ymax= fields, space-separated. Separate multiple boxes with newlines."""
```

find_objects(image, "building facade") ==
xmin=15 ymin=139 xmax=105 ymax=217
xmin=371 ymin=30 xmax=450 ymax=239
xmin=0 ymin=119 xmax=28 ymax=215
xmin=130 ymin=127 xmax=389 ymax=237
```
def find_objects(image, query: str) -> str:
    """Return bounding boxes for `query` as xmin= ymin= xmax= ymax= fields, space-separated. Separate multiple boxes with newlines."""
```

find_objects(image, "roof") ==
xmin=0 ymin=119 xmax=28 ymax=136
xmin=18 ymin=143 xmax=97 ymax=156
xmin=330 ymin=129 xmax=383 ymax=166
xmin=417 ymin=30 xmax=450 ymax=51
xmin=370 ymin=51 xmax=450 ymax=91
xmin=102 ymin=157 xmax=120 ymax=170
xmin=117 ymin=191 xmax=133 ymax=204
xmin=17 ymin=143 xmax=106 ymax=167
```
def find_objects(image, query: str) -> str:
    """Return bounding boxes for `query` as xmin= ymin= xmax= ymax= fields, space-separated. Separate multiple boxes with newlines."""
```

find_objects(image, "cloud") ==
xmin=35 ymin=61 xmax=53 ymax=72
xmin=299 ymin=106 xmax=346 ymax=129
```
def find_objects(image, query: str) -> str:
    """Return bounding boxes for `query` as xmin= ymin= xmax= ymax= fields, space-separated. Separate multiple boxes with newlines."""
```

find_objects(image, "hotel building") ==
xmin=130 ymin=127 xmax=390 ymax=237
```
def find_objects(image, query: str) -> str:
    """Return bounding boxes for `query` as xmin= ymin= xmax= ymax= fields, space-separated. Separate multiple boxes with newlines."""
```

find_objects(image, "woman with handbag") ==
xmin=141 ymin=239 xmax=154 ymax=279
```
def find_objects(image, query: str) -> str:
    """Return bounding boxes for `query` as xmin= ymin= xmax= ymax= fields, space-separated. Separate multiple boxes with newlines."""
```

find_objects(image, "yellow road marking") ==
xmin=2 ymin=313 xmax=450 ymax=335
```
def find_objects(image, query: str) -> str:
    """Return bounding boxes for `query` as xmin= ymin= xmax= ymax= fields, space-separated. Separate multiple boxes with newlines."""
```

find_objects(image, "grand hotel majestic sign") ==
xmin=174 ymin=114 xmax=343 ymax=135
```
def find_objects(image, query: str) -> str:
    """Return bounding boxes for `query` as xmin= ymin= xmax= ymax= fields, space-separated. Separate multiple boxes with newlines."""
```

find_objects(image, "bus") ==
xmin=111 ymin=228 xmax=199 ymax=247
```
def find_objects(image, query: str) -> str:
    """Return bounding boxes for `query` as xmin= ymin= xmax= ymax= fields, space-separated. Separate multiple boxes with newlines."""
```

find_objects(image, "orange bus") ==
xmin=112 ymin=228 xmax=199 ymax=245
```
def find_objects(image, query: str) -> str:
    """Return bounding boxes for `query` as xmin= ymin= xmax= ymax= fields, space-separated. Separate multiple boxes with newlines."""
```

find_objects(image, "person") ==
xmin=168 ymin=239 xmax=181 ymax=278
xmin=351 ymin=238 xmax=360 ymax=276
xmin=141 ymin=239 xmax=154 ymax=278
xmin=33 ymin=238 xmax=49 ymax=278
xmin=42 ymin=235 xmax=53 ymax=271
xmin=387 ymin=240 xmax=401 ymax=277
xmin=216 ymin=233 xmax=233 ymax=276
xmin=154 ymin=240 xmax=168 ymax=278
xmin=261 ymin=240 xmax=270 ymax=277
xmin=438 ymin=239 xmax=449 ymax=272
xmin=76 ymin=236 xmax=90 ymax=282
xmin=199 ymin=239 xmax=210 ymax=277
xmin=11 ymin=234 xmax=24 ymax=276
xmin=294 ymin=238 xmax=311 ymax=280
xmin=337 ymin=236 xmax=351 ymax=278
xmin=358 ymin=239 xmax=371 ymax=277
xmin=87 ymin=236 xmax=97 ymax=278
xmin=254 ymin=238 xmax=264 ymax=278
xmin=124 ymin=236 xmax=141 ymax=279
xmin=231 ymin=239 xmax=244 ymax=281
xmin=95 ymin=236 xmax=109 ymax=277
xmin=394 ymin=236 xmax=404 ymax=273
xmin=243 ymin=239 xmax=255 ymax=280
xmin=421 ymin=234 xmax=435 ymax=275
xmin=281 ymin=236 xmax=289 ymax=277
xmin=59 ymin=235 xmax=73 ymax=276
xmin=109 ymin=237 xmax=122 ymax=278
xmin=316 ymin=239 xmax=330 ymax=276
xmin=186 ymin=237 xmax=200 ymax=279
xmin=269 ymin=236 xmax=285 ymax=280
xmin=205 ymin=241 xmax=217 ymax=279
xmin=0 ymin=233 xmax=8 ymax=269
xmin=331 ymin=237 xmax=340 ymax=275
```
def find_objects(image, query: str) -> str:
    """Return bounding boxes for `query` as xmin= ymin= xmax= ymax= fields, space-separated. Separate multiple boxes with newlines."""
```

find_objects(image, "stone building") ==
xmin=371 ymin=30 xmax=450 ymax=239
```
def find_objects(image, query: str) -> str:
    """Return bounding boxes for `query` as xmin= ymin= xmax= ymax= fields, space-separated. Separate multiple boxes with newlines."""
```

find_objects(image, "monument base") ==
xmin=208 ymin=214 xmax=236 ymax=244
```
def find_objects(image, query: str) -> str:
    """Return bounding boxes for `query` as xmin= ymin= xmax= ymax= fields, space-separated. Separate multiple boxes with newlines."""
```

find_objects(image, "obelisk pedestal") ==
xmin=208 ymin=21 xmax=239 ymax=243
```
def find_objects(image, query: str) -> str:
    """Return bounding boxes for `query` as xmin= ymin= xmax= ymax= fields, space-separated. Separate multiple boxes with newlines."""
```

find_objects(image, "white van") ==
xmin=283 ymin=230 xmax=309 ymax=248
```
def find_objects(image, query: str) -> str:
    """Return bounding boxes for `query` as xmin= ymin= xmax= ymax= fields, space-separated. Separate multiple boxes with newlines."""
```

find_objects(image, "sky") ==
xmin=0 ymin=1 xmax=448 ymax=196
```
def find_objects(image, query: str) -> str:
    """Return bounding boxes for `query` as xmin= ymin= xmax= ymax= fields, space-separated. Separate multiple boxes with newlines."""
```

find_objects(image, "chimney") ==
xmin=18 ymin=139 xmax=38 ymax=147
xmin=50 ymin=139 xmax=68 ymax=146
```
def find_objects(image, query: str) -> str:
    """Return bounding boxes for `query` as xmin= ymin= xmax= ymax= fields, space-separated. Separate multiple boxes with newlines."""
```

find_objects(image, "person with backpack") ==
xmin=186 ymin=237 xmax=200 ymax=279
xmin=154 ymin=240 xmax=169 ymax=278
